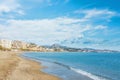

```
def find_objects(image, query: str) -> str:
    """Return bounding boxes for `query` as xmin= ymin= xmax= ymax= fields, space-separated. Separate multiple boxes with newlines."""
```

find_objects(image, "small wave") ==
xmin=53 ymin=62 xmax=71 ymax=69
xmin=70 ymin=67 xmax=108 ymax=80
xmin=53 ymin=62 xmax=108 ymax=80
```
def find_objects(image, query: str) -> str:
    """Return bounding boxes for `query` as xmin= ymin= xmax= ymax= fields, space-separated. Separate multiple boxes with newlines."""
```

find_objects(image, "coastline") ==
xmin=0 ymin=51 xmax=60 ymax=80
xmin=22 ymin=52 xmax=94 ymax=80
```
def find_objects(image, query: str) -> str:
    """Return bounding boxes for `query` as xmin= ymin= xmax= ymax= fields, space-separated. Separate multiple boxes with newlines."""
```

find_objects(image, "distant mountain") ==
xmin=46 ymin=44 xmax=119 ymax=53
xmin=44 ymin=44 xmax=65 ymax=52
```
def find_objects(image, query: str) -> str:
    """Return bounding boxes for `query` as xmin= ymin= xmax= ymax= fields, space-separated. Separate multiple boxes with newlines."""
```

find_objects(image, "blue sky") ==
xmin=0 ymin=0 xmax=120 ymax=50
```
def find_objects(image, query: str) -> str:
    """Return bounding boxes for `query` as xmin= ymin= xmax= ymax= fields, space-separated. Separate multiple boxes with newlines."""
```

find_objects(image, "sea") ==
xmin=22 ymin=52 xmax=120 ymax=80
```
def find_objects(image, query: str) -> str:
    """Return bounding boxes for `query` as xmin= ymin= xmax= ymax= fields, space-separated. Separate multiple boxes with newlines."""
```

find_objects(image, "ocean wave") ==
xmin=53 ymin=61 xmax=108 ymax=80
xmin=70 ymin=67 xmax=108 ymax=80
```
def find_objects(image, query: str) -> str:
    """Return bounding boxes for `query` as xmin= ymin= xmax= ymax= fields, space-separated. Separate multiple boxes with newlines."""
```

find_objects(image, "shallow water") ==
xmin=22 ymin=52 xmax=120 ymax=80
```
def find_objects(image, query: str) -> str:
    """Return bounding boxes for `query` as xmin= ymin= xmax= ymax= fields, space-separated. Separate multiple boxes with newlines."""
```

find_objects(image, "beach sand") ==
xmin=0 ymin=51 xmax=60 ymax=80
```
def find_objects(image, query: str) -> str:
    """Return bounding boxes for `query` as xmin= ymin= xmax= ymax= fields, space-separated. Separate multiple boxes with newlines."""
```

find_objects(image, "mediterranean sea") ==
xmin=22 ymin=52 xmax=120 ymax=80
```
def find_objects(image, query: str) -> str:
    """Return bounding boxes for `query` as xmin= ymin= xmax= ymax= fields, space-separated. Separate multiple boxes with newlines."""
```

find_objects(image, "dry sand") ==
xmin=0 ymin=51 xmax=60 ymax=80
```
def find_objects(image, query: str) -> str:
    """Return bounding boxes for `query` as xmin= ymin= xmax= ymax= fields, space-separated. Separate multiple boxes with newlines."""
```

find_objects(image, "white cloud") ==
xmin=0 ymin=0 xmax=24 ymax=16
xmin=0 ymin=17 xmax=108 ymax=45
xmin=0 ymin=8 xmax=115 ymax=45
xmin=94 ymin=25 xmax=107 ymax=30
xmin=75 ymin=8 xmax=116 ymax=22
xmin=83 ymin=9 xmax=115 ymax=18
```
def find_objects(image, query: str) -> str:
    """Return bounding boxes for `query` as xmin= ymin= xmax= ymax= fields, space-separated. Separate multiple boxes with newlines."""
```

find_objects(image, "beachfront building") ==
xmin=0 ymin=39 xmax=12 ymax=49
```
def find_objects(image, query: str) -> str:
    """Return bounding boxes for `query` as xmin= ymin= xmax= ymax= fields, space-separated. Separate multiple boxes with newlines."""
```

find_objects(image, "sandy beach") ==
xmin=0 ymin=51 xmax=60 ymax=80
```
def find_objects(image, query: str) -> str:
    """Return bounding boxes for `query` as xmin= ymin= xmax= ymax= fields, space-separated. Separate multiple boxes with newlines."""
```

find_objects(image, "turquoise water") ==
xmin=22 ymin=52 xmax=120 ymax=80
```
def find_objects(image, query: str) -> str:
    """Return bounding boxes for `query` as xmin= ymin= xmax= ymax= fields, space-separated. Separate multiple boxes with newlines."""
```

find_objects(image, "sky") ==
xmin=0 ymin=0 xmax=120 ymax=50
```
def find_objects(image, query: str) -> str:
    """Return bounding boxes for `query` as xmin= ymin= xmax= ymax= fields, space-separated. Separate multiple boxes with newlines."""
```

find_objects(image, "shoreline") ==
xmin=22 ymin=52 xmax=94 ymax=80
xmin=0 ymin=51 xmax=60 ymax=80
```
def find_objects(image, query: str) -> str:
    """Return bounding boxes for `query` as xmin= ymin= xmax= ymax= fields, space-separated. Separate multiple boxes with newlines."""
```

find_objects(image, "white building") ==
xmin=0 ymin=39 xmax=12 ymax=49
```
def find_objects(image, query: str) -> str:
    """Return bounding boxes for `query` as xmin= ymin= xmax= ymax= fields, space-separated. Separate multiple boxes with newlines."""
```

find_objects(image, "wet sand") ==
xmin=0 ymin=51 xmax=60 ymax=80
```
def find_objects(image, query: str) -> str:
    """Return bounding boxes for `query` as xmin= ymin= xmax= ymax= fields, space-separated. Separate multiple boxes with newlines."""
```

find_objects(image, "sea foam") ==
xmin=70 ymin=67 xmax=107 ymax=80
